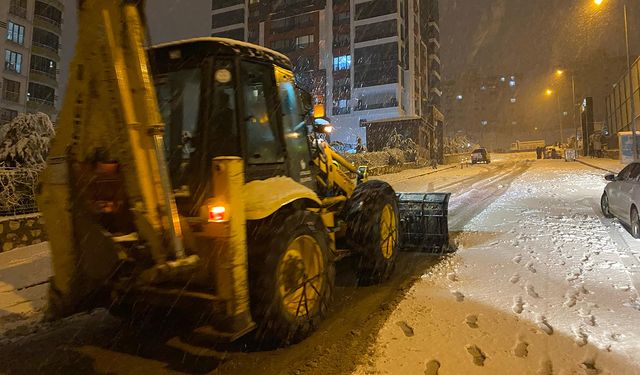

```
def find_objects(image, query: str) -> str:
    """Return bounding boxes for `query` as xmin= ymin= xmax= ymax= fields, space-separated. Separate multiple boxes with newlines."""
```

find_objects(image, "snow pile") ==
xmin=355 ymin=160 xmax=640 ymax=375
xmin=0 ymin=113 xmax=54 ymax=215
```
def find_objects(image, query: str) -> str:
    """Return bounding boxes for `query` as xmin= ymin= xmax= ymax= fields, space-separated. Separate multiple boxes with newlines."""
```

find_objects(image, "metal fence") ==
xmin=0 ymin=167 xmax=40 ymax=216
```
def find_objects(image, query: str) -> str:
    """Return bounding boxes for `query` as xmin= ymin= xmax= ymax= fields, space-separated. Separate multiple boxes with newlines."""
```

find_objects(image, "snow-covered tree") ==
xmin=0 ymin=112 xmax=55 ymax=168
xmin=0 ymin=113 xmax=55 ymax=215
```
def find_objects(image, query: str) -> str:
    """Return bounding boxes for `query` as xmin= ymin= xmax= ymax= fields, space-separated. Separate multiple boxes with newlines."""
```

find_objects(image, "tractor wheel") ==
xmin=344 ymin=180 xmax=399 ymax=284
xmin=248 ymin=210 xmax=334 ymax=347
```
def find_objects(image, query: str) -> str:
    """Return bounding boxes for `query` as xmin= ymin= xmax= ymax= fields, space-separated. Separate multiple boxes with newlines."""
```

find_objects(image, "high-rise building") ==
xmin=211 ymin=0 xmax=442 ymax=146
xmin=0 ymin=0 xmax=63 ymax=123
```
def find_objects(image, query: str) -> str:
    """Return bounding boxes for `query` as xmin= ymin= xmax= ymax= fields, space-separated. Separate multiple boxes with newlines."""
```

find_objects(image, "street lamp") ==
xmin=595 ymin=0 xmax=638 ymax=160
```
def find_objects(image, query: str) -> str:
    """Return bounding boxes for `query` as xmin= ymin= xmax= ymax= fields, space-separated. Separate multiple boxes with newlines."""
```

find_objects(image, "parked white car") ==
xmin=601 ymin=162 xmax=640 ymax=238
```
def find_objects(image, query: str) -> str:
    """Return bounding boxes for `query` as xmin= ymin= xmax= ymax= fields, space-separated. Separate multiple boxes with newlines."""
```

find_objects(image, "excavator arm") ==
xmin=37 ymin=0 xmax=190 ymax=317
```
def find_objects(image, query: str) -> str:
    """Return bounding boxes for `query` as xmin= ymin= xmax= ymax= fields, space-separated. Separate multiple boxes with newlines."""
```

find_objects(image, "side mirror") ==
xmin=604 ymin=173 xmax=616 ymax=181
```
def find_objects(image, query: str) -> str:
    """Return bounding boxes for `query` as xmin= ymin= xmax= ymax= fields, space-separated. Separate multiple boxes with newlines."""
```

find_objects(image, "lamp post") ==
xmin=595 ymin=0 xmax=638 ymax=160
xmin=555 ymin=70 xmax=580 ymax=153
xmin=545 ymin=88 xmax=564 ymax=143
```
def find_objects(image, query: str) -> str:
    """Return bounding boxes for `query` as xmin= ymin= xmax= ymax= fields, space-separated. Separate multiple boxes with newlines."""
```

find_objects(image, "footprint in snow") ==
xmin=526 ymin=284 xmax=540 ymax=298
xmin=509 ymin=274 xmax=521 ymax=284
xmin=572 ymin=325 xmax=588 ymax=347
xmin=396 ymin=321 xmax=414 ymax=337
xmin=465 ymin=345 xmax=487 ymax=367
xmin=452 ymin=291 xmax=465 ymax=302
xmin=583 ymin=314 xmax=596 ymax=327
xmin=512 ymin=255 xmax=523 ymax=264
xmin=536 ymin=315 xmax=554 ymax=335
xmin=424 ymin=360 xmax=440 ymax=375
xmin=512 ymin=340 xmax=529 ymax=358
xmin=525 ymin=261 xmax=537 ymax=273
xmin=465 ymin=314 xmax=479 ymax=329
xmin=564 ymin=290 xmax=579 ymax=308
xmin=537 ymin=360 xmax=554 ymax=375
xmin=512 ymin=296 xmax=524 ymax=314
xmin=580 ymin=359 xmax=601 ymax=375
xmin=447 ymin=273 xmax=458 ymax=282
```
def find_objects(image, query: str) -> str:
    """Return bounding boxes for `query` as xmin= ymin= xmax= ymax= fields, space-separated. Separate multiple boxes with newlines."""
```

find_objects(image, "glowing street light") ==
xmin=556 ymin=69 xmax=565 ymax=76
xmin=594 ymin=0 xmax=603 ymax=5
xmin=545 ymin=89 xmax=554 ymax=96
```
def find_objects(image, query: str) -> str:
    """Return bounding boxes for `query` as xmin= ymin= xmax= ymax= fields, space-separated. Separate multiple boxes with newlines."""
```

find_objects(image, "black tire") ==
xmin=343 ymin=180 xmax=400 ymax=284
xmin=601 ymin=192 xmax=614 ymax=218
xmin=631 ymin=207 xmax=640 ymax=239
xmin=247 ymin=210 xmax=334 ymax=347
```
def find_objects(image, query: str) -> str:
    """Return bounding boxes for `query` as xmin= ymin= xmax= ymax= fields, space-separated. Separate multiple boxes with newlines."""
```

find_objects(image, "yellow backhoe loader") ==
xmin=37 ymin=0 xmax=450 ymax=346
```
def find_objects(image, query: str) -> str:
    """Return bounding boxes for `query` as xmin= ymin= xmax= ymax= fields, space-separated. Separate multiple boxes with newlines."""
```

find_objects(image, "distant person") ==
xmin=356 ymin=136 xmax=364 ymax=153
xmin=535 ymin=146 xmax=542 ymax=159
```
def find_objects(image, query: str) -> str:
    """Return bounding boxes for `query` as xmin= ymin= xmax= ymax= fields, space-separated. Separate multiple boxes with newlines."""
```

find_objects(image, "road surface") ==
xmin=3 ymin=154 xmax=636 ymax=375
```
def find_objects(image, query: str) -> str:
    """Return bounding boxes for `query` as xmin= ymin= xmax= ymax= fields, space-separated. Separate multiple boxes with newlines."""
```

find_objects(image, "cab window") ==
xmin=240 ymin=61 xmax=283 ymax=164
xmin=275 ymin=66 xmax=311 ymax=182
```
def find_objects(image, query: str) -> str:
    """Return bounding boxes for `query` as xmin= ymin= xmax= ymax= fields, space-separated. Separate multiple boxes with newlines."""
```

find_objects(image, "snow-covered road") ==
xmin=356 ymin=159 xmax=640 ymax=375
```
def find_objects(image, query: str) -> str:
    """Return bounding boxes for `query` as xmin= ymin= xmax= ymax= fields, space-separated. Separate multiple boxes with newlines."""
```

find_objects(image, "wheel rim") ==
xmin=380 ymin=204 xmax=398 ymax=259
xmin=602 ymin=194 xmax=609 ymax=215
xmin=633 ymin=212 xmax=640 ymax=237
xmin=277 ymin=235 xmax=324 ymax=318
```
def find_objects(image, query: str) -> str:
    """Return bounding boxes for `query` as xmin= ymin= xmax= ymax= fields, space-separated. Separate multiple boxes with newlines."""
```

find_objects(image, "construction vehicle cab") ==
xmin=38 ymin=1 xmax=448 ymax=347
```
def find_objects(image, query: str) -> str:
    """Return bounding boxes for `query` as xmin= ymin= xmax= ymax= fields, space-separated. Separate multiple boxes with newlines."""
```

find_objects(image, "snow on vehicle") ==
xmin=471 ymin=148 xmax=491 ymax=164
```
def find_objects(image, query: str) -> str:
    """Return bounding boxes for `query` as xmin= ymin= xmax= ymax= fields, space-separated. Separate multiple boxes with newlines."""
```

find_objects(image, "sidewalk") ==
xmin=0 ymin=242 xmax=51 ymax=335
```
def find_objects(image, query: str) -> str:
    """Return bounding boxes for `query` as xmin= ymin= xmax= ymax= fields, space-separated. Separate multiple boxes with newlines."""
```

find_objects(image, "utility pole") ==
xmin=624 ymin=4 xmax=639 ymax=161
xmin=572 ymin=74 xmax=579 ymax=155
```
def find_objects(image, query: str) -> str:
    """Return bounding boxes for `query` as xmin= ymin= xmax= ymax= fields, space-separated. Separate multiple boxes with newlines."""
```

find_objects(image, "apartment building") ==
xmin=211 ymin=0 xmax=442 ymax=146
xmin=0 ymin=0 xmax=63 ymax=123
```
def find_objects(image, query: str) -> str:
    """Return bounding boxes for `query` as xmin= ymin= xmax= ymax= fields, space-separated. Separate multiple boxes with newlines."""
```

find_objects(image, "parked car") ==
xmin=601 ymin=162 xmax=640 ymax=238
xmin=544 ymin=146 xmax=563 ymax=159
xmin=471 ymin=148 xmax=490 ymax=164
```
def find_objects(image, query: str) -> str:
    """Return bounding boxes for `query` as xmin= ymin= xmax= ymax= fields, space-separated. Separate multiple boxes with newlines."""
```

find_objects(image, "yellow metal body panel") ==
xmin=314 ymin=142 xmax=356 ymax=197
xmin=243 ymin=177 xmax=322 ymax=221
xmin=37 ymin=1 xmax=176 ymax=301
xmin=205 ymin=157 xmax=252 ymax=326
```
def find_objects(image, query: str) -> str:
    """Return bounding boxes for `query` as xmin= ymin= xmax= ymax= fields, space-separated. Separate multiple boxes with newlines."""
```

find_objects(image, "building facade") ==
xmin=211 ymin=0 xmax=442 ymax=146
xmin=442 ymin=72 xmax=523 ymax=150
xmin=0 ymin=0 xmax=63 ymax=124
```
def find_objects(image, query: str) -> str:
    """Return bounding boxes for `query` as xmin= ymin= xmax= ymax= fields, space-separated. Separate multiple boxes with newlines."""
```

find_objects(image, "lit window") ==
xmin=509 ymin=80 xmax=516 ymax=87
xmin=456 ymin=94 xmax=463 ymax=100
xmin=333 ymin=55 xmax=352 ymax=71
xmin=4 ymin=50 xmax=22 ymax=73
xmin=500 ymin=77 xmax=506 ymax=82
xmin=481 ymin=120 xmax=488 ymax=126
xmin=510 ymin=98 xmax=516 ymax=103
xmin=6 ymin=22 xmax=25 ymax=45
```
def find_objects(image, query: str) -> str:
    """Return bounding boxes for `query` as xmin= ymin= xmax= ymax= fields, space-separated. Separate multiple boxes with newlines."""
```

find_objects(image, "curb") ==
xmin=575 ymin=159 xmax=619 ymax=174
xmin=404 ymin=164 xmax=459 ymax=180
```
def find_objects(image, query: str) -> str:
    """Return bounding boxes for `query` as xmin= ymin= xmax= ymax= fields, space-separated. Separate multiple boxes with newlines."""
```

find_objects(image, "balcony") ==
xmin=31 ymin=44 xmax=61 ymax=61
xmin=27 ymin=97 xmax=55 ymax=114
xmin=34 ymin=15 xmax=62 ymax=34
xmin=29 ymin=68 xmax=58 ymax=87
xmin=355 ymin=98 xmax=398 ymax=111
